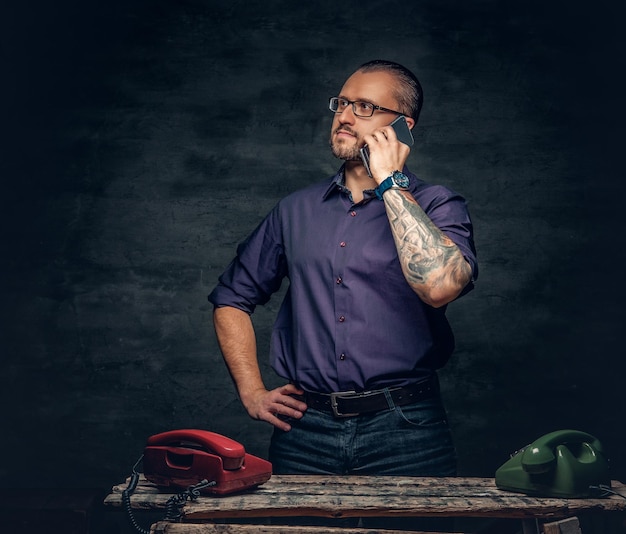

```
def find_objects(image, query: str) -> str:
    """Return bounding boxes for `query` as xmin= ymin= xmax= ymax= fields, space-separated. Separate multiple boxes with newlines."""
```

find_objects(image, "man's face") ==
xmin=329 ymin=70 xmax=403 ymax=161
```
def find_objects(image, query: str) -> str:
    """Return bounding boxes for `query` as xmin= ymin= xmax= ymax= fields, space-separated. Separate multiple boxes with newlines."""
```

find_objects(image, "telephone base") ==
xmin=495 ymin=430 xmax=611 ymax=499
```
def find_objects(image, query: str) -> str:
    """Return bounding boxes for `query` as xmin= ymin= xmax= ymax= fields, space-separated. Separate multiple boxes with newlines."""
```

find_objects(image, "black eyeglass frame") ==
xmin=328 ymin=97 xmax=404 ymax=118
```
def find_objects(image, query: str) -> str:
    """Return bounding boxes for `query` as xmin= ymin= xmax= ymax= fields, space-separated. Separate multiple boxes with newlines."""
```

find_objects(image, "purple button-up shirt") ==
xmin=208 ymin=166 xmax=478 ymax=393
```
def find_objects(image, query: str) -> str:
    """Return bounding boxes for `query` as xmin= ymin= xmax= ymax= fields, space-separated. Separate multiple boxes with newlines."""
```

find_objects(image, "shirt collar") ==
xmin=322 ymin=166 xmax=345 ymax=200
xmin=322 ymin=165 xmax=377 ymax=203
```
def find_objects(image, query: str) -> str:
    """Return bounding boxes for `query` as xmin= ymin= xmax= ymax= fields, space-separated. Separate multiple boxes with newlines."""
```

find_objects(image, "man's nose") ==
xmin=337 ymin=104 xmax=356 ymax=123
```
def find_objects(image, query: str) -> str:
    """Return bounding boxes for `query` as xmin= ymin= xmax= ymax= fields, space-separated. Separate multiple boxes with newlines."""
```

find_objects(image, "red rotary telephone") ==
xmin=142 ymin=429 xmax=272 ymax=495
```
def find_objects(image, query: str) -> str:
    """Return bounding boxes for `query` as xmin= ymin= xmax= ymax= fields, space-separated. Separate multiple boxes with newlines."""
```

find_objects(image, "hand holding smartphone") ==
xmin=360 ymin=115 xmax=414 ymax=177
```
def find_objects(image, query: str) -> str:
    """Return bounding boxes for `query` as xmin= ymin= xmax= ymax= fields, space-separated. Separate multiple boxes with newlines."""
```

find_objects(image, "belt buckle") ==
xmin=330 ymin=391 xmax=360 ymax=417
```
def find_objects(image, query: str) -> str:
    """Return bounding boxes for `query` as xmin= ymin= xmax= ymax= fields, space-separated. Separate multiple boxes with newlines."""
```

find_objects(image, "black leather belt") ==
xmin=303 ymin=376 xmax=438 ymax=418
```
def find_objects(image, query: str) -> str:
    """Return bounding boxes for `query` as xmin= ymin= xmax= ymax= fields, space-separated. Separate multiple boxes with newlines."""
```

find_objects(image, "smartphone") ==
xmin=360 ymin=115 xmax=414 ymax=177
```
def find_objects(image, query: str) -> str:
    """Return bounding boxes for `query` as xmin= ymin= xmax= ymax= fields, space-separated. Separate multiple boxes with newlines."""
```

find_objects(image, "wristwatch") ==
xmin=374 ymin=170 xmax=410 ymax=200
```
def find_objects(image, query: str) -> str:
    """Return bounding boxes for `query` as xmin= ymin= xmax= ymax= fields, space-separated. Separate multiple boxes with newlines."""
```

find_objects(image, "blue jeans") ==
xmin=270 ymin=394 xmax=456 ymax=476
xmin=269 ymin=393 xmax=457 ymax=530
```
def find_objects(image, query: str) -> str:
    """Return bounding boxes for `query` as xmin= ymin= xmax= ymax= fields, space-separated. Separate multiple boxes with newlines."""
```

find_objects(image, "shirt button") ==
xmin=339 ymin=353 xmax=346 ymax=360
xmin=336 ymin=277 xmax=343 ymax=284
xmin=340 ymin=241 xmax=346 ymax=247
xmin=350 ymin=211 xmax=357 ymax=217
xmin=338 ymin=315 xmax=345 ymax=322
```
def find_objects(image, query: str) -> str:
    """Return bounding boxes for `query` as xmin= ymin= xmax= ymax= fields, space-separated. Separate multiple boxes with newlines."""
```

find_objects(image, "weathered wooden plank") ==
xmin=149 ymin=521 xmax=464 ymax=534
xmin=107 ymin=475 xmax=626 ymax=500
xmin=104 ymin=475 xmax=626 ymax=521
xmin=542 ymin=516 xmax=581 ymax=534
xmin=180 ymin=495 xmax=618 ymax=520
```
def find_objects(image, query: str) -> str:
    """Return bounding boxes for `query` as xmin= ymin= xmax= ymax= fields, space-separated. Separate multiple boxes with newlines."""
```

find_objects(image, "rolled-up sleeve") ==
xmin=416 ymin=184 xmax=478 ymax=292
xmin=208 ymin=205 xmax=288 ymax=314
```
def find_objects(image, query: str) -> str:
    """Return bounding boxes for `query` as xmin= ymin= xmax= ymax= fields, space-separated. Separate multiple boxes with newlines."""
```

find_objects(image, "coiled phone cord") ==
xmin=589 ymin=484 xmax=626 ymax=499
xmin=122 ymin=456 xmax=150 ymax=534
xmin=122 ymin=455 xmax=216 ymax=534
xmin=163 ymin=478 xmax=215 ymax=521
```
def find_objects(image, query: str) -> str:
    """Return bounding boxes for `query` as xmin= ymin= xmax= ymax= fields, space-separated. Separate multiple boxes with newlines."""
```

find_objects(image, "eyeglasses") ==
xmin=328 ymin=96 xmax=403 ymax=118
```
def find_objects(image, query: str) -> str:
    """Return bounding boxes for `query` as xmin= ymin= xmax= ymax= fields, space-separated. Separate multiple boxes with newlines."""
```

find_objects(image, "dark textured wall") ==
xmin=2 ymin=0 xmax=625 ymax=492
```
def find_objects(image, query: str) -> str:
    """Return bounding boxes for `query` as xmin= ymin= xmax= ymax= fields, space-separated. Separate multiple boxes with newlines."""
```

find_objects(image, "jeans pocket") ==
xmin=394 ymin=398 xmax=449 ymax=428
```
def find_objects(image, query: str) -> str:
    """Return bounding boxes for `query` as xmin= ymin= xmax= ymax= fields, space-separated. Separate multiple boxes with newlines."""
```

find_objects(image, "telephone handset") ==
xmin=360 ymin=115 xmax=414 ymax=177
xmin=143 ymin=429 xmax=272 ymax=495
xmin=495 ymin=429 xmax=611 ymax=498
xmin=147 ymin=429 xmax=246 ymax=470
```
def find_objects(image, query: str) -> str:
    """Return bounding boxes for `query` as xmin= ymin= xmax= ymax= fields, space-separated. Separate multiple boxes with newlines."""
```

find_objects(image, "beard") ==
xmin=329 ymin=127 xmax=362 ymax=161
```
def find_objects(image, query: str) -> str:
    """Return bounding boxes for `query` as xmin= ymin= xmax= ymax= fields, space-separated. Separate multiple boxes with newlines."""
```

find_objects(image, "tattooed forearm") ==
xmin=383 ymin=189 xmax=472 ymax=306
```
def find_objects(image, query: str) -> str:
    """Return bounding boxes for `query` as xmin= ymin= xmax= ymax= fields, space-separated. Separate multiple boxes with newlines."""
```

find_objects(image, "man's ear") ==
xmin=405 ymin=117 xmax=416 ymax=130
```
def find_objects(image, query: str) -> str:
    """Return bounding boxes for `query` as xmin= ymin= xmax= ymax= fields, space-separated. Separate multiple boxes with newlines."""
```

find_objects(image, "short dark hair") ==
xmin=357 ymin=60 xmax=423 ymax=125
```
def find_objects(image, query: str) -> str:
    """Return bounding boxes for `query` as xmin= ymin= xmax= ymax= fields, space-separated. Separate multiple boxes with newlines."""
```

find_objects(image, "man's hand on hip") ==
xmin=242 ymin=383 xmax=307 ymax=431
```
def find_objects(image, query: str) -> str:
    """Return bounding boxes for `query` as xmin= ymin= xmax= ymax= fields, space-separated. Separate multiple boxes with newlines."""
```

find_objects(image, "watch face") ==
xmin=392 ymin=171 xmax=410 ymax=188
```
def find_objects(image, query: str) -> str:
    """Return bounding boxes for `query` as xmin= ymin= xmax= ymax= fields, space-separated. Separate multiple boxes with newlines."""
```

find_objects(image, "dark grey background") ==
xmin=2 ymin=0 xmax=625 ymax=494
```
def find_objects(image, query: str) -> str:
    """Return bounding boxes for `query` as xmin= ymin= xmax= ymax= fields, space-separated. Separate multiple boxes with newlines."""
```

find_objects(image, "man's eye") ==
xmin=357 ymin=102 xmax=374 ymax=112
xmin=338 ymin=99 xmax=350 ymax=109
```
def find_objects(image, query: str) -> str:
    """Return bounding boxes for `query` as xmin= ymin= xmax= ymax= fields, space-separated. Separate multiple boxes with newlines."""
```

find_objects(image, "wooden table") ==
xmin=104 ymin=475 xmax=626 ymax=533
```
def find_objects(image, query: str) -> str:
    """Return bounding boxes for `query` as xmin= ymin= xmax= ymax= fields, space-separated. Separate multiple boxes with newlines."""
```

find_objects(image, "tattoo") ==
xmin=384 ymin=190 xmax=471 ymax=300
